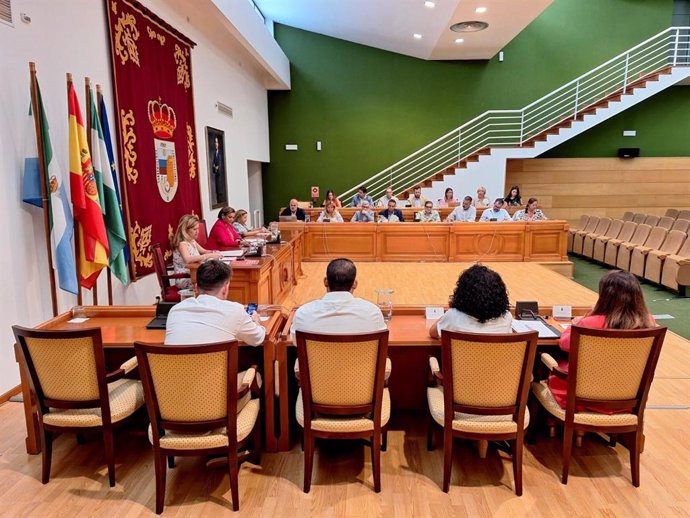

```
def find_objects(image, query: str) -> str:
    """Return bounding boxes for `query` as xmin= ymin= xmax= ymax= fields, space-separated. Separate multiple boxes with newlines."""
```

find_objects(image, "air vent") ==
xmin=0 ymin=0 xmax=12 ymax=25
xmin=215 ymin=101 xmax=233 ymax=118
xmin=450 ymin=21 xmax=489 ymax=33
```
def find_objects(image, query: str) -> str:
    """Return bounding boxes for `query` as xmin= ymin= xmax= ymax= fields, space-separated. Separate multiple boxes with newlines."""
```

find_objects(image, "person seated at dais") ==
xmin=504 ymin=185 xmax=522 ymax=207
xmin=438 ymin=187 xmax=459 ymax=208
xmin=171 ymin=214 xmax=222 ymax=289
xmin=350 ymin=185 xmax=374 ymax=207
xmin=474 ymin=186 xmax=491 ymax=208
xmin=321 ymin=190 xmax=342 ymax=208
xmin=317 ymin=201 xmax=344 ymax=222
xmin=233 ymin=209 xmax=267 ymax=237
xmin=429 ymin=264 xmax=512 ymax=338
xmin=416 ymin=201 xmax=440 ymax=222
xmin=479 ymin=198 xmax=512 ymax=222
xmin=377 ymin=186 xmax=399 ymax=208
xmin=512 ymin=197 xmax=548 ymax=221
xmin=378 ymin=199 xmax=404 ymax=222
xmin=280 ymin=198 xmax=307 ymax=221
xmin=446 ymin=196 xmax=476 ymax=222
xmin=407 ymin=186 xmax=427 ymax=208
xmin=351 ymin=200 xmax=376 ymax=222
xmin=207 ymin=206 xmax=242 ymax=249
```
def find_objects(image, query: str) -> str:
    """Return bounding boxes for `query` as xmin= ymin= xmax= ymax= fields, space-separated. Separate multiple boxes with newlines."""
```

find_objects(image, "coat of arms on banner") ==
xmin=148 ymin=99 xmax=178 ymax=202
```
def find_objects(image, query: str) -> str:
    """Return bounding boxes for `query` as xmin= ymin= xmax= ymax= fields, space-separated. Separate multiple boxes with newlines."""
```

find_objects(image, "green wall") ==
xmin=264 ymin=0 xmax=673 ymax=217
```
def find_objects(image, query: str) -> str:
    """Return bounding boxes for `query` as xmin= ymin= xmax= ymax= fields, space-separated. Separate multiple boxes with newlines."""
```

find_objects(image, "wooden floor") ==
xmin=1 ymin=262 xmax=688 ymax=517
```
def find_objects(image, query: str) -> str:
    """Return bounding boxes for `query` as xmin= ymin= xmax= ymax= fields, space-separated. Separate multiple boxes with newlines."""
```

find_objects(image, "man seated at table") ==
xmin=416 ymin=200 xmax=441 ymax=222
xmin=290 ymin=258 xmax=386 ymax=341
xmin=446 ymin=196 xmax=476 ymax=222
xmin=350 ymin=185 xmax=374 ymax=207
xmin=407 ymin=186 xmax=427 ymax=208
xmin=351 ymin=200 xmax=376 ymax=222
xmin=378 ymin=199 xmax=405 ymax=222
xmin=280 ymin=199 xmax=307 ymax=221
xmin=479 ymin=198 xmax=512 ymax=222
xmin=377 ymin=186 xmax=399 ymax=208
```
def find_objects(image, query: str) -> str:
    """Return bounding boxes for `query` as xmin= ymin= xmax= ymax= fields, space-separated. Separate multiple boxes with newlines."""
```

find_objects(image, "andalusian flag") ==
xmin=22 ymin=85 xmax=78 ymax=295
xmin=68 ymin=82 xmax=109 ymax=289
xmin=89 ymin=89 xmax=129 ymax=285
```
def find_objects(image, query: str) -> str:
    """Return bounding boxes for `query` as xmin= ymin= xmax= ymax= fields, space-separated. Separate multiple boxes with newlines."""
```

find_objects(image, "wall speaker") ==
xmin=617 ymin=147 xmax=640 ymax=158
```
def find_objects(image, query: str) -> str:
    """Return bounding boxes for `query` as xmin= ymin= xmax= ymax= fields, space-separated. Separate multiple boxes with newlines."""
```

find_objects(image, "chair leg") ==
xmin=303 ymin=430 xmax=315 ymax=493
xmin=575 ymin=430 xmax=584 ymax=448
xmin=426 ymin=407 xmax=434 ymax=451
xmin=153 ymin=450 xmax=167 ymax=514
xmin=251 ymin=412 xmax=262 ymax=465
xmin=381 ymin=428 xmax=388 ymax=453
xmin=103 ymin=427 xmax=116 ymax=487
xmin=630 ymin=430 xmax=643 ymax=487
xmin=512 ymin=435 xmax=524 ymax=496
xmin=372 ymin=430 xmax=381 ymax=493
xmin=478 ymin=439 xmax=489 ymax=459
xmin=561 ymin=424 xmax=574 ymax=484
xmin=76 ymin=432 xmax=87 ymax=445
xmin=608 ymin=433 xmax=618 ymax=447
xmin=41 ymin=429 xmax=53 ymax=484
xmin=167 ymin=456 xmax=175 ymax=469
xmin=442 ymin=429 xmax=453 ymax=492
xmin=228 ymin=447 xmax=240 ymax=511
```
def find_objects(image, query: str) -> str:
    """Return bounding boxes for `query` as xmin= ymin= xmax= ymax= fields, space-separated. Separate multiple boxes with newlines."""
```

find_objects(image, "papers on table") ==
xmin=511 ymin=319 xmax=560 ymax=339
xmin=220 ymin=250 xmax=244 ymax=258
xmin=68 ymin=317 xmax=90 ymax=324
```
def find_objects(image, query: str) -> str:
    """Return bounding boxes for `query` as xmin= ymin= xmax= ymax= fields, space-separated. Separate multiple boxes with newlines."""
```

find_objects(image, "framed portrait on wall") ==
xmin=206 ymin=126 xmax=228 ymax=209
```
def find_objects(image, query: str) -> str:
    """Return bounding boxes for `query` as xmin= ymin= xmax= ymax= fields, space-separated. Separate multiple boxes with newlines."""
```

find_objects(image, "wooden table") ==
xmin=15 ymin=306 xmax=287 ymax=454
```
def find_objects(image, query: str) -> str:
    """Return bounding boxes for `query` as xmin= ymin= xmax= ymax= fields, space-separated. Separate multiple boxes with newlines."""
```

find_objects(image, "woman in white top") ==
xmin=233 ymin=209 xmax=266 ymax=237
xmin=171 ymin=214 xmax=222 ymax=289
xmin=429 ymin=264 xmax=512 ymax=337
xmin=512 ymin=197 xmax=548 ymax=221
xmin=317 ymin=200 xmax=344 ymax=222
xmin=474 ymin=186 xmax=491 ymax=208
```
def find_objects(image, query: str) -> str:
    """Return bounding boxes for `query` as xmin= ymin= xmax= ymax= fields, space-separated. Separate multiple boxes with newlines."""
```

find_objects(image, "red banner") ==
xmin=106 ymin=0 xmax=200 ymax=278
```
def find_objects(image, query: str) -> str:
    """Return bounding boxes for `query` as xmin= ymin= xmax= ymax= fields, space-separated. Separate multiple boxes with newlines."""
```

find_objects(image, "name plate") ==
xmin=425 ymin=306 xmax=445 ymax=320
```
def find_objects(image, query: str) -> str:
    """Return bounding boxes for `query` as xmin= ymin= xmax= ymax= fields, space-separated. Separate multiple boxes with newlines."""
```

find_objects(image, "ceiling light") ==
xmin=450 ymin=21 xmax=489 ymax=33
xmin=424 ymin=1 xmax=436 ymax=7
xmin=475 ymin=7 xmax=487 ymax=14
xmin=413 ymin=33 xmax=423 ymax=39
xmin=455 ymin=38 xmax=464 ymax=44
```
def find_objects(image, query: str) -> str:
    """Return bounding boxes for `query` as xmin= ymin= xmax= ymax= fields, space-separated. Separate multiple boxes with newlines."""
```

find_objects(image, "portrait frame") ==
xmin=206 ymin=126 xmax=228 ymax=209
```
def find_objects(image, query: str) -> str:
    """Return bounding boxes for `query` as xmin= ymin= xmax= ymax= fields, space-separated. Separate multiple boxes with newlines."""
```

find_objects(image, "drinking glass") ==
xmin=376 ymin=288 xmax=394 ymax=322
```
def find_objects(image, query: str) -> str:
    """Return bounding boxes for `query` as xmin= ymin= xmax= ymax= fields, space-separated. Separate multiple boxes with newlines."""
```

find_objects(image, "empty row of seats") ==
xmin=568 ymin=209 xmax=690 ymax=296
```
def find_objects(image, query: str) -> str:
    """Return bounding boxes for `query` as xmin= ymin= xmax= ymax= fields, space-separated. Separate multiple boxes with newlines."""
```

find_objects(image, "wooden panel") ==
xmin=305 ymin=223 xmax=378 ymax=261
xmin=449 ymin=223 xmax=525 ymax=261
xmin=524 ymin=221 xmax=569 ymax=261
xmin=376 ymin=223 xmax=450 ymax=261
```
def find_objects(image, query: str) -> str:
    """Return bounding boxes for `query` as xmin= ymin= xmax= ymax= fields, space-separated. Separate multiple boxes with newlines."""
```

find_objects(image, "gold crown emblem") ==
xmin=147 ymin=99 xmax=177 ymax=139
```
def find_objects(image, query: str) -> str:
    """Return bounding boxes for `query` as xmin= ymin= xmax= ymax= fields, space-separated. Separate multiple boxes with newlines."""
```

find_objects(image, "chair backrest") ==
xmin=441 ymin=330 xmax=538 ymax=422
xmin=659 ymin=230 xmax=687 ymax=254
xmin=675 ymin=234 xmax=690 ymax=257
xmin=621 ymin=211 xmax=634 ymax=222
xmin=671 ymin=219 xmax=690 ymax=233
xmin=152 ymin=243 xmax=179 ymax=301
xmin=11 ymin=326 xmax=110 ymax=418
xmin=591 ymin=217 xmax=611 ymax=235
xmin=640 ymin=226 xmax=667 ymax=250
xmin=643 ymin=215 xmax=660 ymax=227
xmin=296 ymin=330 xmax=389 ymax=423
xmin=615 ymin=221 xmax=638 ymax=242
xmin=678 ymin=210 xmax=690 ymax=221
xmin=664 ymin=208 xmax=679 ymax=219
xmin=656 ymin=216 xmax=674 ymax=230
xmin=196 ymin=219 xmax=208 ymax=248
xmin=574 ymin=214 xmax=590 ymax=230
xmin=567 ymin=325 xmax=666 ymax=415
xmin=134 ymin=341 xmax=239 ymax=443
xmin=628 ymin=223 xmax=652 ymax=245
xmin=632 ymin=213 xmax=646 ymax=224
xmin=581 ymin=216 xmax=600 ymax=233
xmin=603 ymin=219 xmax=624 ymax=239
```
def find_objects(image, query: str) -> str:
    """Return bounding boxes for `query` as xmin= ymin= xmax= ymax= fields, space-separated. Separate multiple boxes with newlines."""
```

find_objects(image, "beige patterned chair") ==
xmin=622 ymin=211 xmax=634 ymax=222
xmin=583 ymin=219 xmax=622 ymax=259
xmin=671 ymin=219 xmax=690 ymax=233
xmin=642 ymin=230 xmax=687 ymax=284
xmin=11 ymin=325 xmax=143 ymax=487
xmin=664 ymin=208 xmax=679 ymax=219
xmin=532 ymin=325 xmax=666 ymax=486
xmin=609 ymin=223 xmax=652 ymax=269
xmin=573 ymin=217 xmax=611 ymax=256
xmin=568 ymin=215 xmax=590 ymax=252
xmin=594 ymin=220 xmax=636 ymax=263
xmin=134 ymin=340 xmax=261 ymax=513
xmin=631 ymin=213 xmax=646 ymax=224
xmin=569 ymin=216 xmax=598 ymax=253
xmin=426 ymin=330 xmax=538 ymax=494
xmin=660 ymin=236 xmax=690 ymax=296
xmin=628 ymin=226 xmax=668 ymax=276
xmin=295 ymin=330 xmax=390 ymax=493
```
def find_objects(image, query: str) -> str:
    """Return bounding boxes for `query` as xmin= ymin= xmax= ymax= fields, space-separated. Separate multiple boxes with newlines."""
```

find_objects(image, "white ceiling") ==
xmin=253 ymin=0 xmax=553 ymax=61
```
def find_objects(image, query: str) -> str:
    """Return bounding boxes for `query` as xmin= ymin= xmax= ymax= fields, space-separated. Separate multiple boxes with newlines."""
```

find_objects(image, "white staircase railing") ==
xmin=338 ymin=27 xmax=690 ymax=205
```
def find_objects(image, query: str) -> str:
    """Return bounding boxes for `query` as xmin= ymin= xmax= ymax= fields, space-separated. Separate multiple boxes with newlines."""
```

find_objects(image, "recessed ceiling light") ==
xmin=475 ymin=7 xmax=487 ymax=14
xmin=450 ymin=21 xmax=489 ymax=33
xmin=424 ymin=1 xmax=436 ymax=8
xmin=413 ymin=33 xmax=423 ymax=39
xmin=455 ymin=38 xmax=464 ymax=44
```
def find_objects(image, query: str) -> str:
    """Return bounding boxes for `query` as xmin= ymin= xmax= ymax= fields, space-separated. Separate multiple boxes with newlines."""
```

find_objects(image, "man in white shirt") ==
xmin=290 ymin=258 xmax=386 ymax=341
xmin=446 ymin=196 xmax=477 ymax=222
xmin=407 ymin=186 xmax=427 ymax=208
xmin=479 ymin=198 xmax=512 ymax=222
xmin=377 ymin=186 xmax=399 ymax=208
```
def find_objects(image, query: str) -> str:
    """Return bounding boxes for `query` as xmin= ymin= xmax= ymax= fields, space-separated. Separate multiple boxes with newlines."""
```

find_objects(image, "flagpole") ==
xmin=97 ymin=85 xmax=114 ymax=306
xmin=84 ymin=77 xmax=99 ymax=306
xmin=29 ymin=62 xmax=58 ymax=317
xmin=67 ymin=73 xmax=83 ymax=306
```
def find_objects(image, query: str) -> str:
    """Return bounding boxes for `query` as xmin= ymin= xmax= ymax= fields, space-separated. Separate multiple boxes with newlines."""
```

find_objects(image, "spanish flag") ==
xmin=68 ymin=82 xmax=109 ymax=289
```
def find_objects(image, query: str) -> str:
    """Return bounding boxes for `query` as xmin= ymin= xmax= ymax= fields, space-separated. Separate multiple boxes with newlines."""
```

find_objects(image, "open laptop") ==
xmin=146 ymin=300 xmax=177 ymax=329
xmin=279 ymin=215 xmax=297 ymax=222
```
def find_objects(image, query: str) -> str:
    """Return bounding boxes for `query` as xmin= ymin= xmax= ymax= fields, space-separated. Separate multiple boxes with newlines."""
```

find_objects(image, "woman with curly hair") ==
xmin=429 ymin=264 xmax=512 ymax=338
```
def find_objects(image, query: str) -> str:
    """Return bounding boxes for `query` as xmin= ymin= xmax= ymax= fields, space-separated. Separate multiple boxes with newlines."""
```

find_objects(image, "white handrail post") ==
xmin=672 ymin=28 xmax=680 ymax=66
xmin=457 ymin=128 xmax=462 ymax=161
xmin=622 ymin=53 xmax=630 ymax=90
xmin=573 ymin=80 xmax=580 ymax=118
xmin=519 ymin=111 xmax=525 ymax=146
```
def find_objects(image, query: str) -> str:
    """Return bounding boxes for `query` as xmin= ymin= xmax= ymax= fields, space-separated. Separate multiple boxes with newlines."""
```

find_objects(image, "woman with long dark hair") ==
xmin=504 ymin=185 xmax=522 ymax=206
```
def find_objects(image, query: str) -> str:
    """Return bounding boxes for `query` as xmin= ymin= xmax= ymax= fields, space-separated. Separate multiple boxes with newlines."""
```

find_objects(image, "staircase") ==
xmin=337 ymin=27 xmax=690 ymax=205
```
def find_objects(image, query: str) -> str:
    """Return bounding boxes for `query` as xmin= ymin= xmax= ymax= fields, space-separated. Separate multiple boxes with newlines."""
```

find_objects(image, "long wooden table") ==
xmin=282 ymin=206 xmax=522 ymax=222
xmin=278 ymin=221 xmax=569 ymax=264
xmin=15 ymin=306 xmax=287 ymax=454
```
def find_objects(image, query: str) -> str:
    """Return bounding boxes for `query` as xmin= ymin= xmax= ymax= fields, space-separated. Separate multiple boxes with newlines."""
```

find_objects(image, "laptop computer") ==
xmin=279 ymin=215 xmax=297 ymax=222
xmin=146 ymin=300 xmax=177 ymax=329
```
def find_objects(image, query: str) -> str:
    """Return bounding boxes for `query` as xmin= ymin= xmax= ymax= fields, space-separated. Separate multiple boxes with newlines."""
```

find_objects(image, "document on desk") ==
xmin=511 ymin=320 xmax=560 ymax=338
xmin=220 ymin=250 xmax=244 ymax=258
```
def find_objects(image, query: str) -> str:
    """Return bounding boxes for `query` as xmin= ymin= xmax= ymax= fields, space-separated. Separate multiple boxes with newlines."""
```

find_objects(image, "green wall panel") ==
xmin=264 ymin=0 xmax=672 ymax=217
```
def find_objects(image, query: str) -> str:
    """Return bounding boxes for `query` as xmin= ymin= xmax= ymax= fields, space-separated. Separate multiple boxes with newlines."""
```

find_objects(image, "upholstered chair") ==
xmin=583 ymin=219 xmax=622 ymax=258
xmin=670 ymin=219 xmax=690 ymax=233
xmin=426 ymin=330 xmax=538 ymax=495
xmin=631 ymin=213 xmax=646 ymax=224
xmin=152 ymin=243 xmax=190 ymax=302
xmin=134 ymin=340 xmax=261 ymax=513
xmin=663 ymin=208 xmax=679 ymax=219
xmin=628 ymin=226 xmax=668 ymax=276
xmin=677 ymin=210 xmax=690 ymax=221
xmin=643 ymin=230 xmax=687 ymax=283
xmin=12 ymin=325 xmax=143 ymax=486
xmin=595 ymin=220 xmax=636 ymax=263
xmin=532 ymin=325 xmax=666 ymax=486
xmin=294 ymin=330 xmax=390 ymax=493
xmin=656 ymin=216 xmax=674 ymax=230
xmin=573 ymin=217 xmax=611 ymax=256
xmin=621 ymin=211 xmax=634 ymax=222
xmin=610 ymin=224 xmax=652 ymax=269
xmin=568 ymin=214 xmax=590 ymax=252
xmin=569 ymin=216 xmax=598 ymax=253
xmin=660 ymin=236 xmax=690 ymax=295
